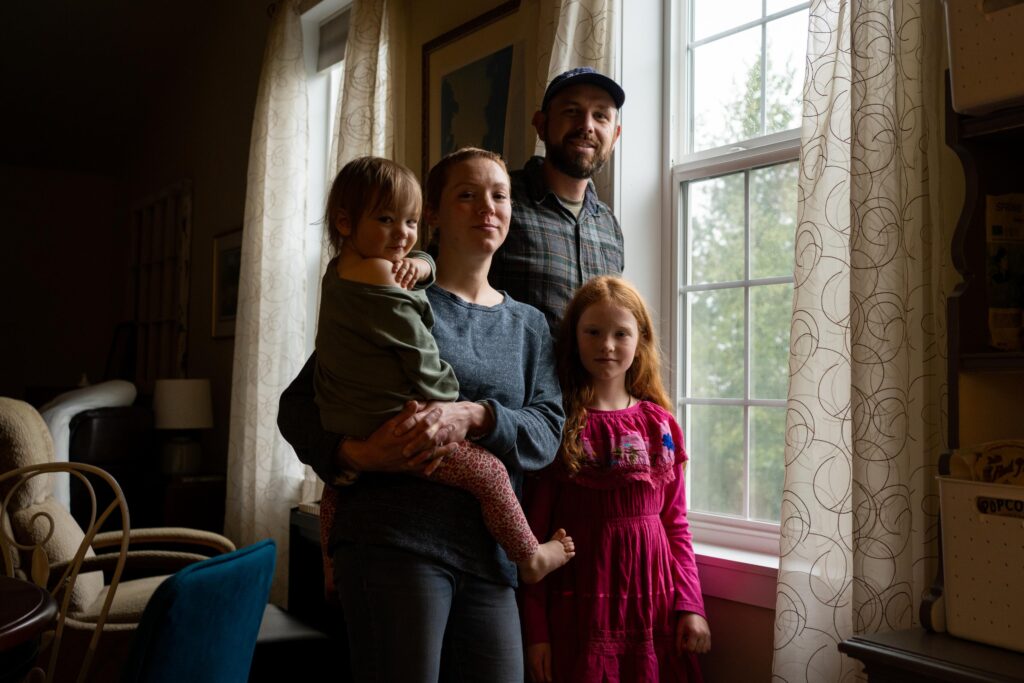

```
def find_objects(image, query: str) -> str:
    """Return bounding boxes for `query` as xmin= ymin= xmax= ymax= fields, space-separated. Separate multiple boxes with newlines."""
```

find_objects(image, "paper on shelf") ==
xmin=985 ymin=194 xmax=1024 ymax=350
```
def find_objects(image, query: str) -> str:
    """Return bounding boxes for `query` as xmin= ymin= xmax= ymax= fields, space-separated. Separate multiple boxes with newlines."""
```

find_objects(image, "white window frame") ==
xmin=667 ymin=0 xmax=807 ymax=555
xmin=300 ymin=0 xmax=351 ymax=354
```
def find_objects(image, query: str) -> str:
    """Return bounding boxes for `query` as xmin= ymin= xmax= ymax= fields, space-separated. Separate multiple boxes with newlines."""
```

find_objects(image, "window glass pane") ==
xmin=765 ymin=10 xmax=807 ymax=135
xmin=688 ymin=404 xmax=745 ymax=516
xmin=688 ymin=288 xmax=744 ymax=398
xmin=691 ymin=27 xmax=762 ymax=151
xmin=687 ymin=173 xmax=745 ymax=284
xmin=750 ymin=162 xmax=797 ymax=278
xmin=749 ymin=283 xmax=792 ymax=399
xmin=750 ymin=406 xmax=785 ymax=522
xmin=692 ymin=0 xmax=761 ymax=42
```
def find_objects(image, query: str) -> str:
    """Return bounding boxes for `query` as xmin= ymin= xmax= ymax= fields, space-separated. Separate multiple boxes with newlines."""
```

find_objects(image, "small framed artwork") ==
xmin=211 ymin=228 xmax=242 ymax=338
xmin=422 ymin=0 xmax=526 ymax=179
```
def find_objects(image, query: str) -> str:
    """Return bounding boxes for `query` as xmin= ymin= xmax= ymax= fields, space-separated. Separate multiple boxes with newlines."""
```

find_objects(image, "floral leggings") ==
xmin=319 ymin=442 xmax=539 ymax=596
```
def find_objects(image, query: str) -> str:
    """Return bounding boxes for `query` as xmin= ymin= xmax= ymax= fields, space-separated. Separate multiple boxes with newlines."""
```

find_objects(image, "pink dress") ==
xmin=521 ymin=401 xmax=705 ymax=682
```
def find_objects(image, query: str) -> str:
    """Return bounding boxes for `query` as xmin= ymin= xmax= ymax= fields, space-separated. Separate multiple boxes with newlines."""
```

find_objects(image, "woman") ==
xmin=278 ymin=148 xmax=563 ymax=682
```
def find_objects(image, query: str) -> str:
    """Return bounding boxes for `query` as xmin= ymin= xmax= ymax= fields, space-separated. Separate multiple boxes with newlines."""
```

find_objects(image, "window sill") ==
xmin=693 ymin=542 xmax=778 ymax=610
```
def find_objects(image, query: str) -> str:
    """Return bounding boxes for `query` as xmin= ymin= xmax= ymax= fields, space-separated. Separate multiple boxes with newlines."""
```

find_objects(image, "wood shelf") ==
xmin=959 ymin=351 xmax=1024 ymax=372
xmin=839 ymin=629 xmax=1024 ymax=682
xmin=958 ymin=102 xmax=1024 ymax=139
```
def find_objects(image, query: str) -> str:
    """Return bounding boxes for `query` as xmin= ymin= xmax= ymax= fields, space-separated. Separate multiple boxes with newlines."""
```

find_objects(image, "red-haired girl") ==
xmin=523 ymin=275 xmax=710 ymax=682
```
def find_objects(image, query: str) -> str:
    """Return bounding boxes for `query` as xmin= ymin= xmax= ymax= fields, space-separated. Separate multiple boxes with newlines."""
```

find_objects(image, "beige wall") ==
xmin=701 ymin=596 xmax=775 ymax=682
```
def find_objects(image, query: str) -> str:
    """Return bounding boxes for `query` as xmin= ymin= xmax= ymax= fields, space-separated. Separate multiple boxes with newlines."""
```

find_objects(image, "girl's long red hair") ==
xmin=556 ymin=276 xmax=673 ymax=473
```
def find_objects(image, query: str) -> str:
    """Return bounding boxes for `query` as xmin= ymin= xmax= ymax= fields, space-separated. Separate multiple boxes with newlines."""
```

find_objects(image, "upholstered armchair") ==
xmin=0 ymin=397 xmax=235 ymax=683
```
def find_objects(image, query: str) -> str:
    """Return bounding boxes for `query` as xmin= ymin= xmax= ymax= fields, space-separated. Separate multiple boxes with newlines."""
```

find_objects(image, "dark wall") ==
xmin=0 ymin=1 xmax=270 ymax=472
xmin=0 ymin=167 xmax=126 ymax=399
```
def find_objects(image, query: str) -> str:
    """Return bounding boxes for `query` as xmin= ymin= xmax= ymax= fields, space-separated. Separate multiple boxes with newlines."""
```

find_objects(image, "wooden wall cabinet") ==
xmin=944 ymin=82 xmax=1024 ymax=457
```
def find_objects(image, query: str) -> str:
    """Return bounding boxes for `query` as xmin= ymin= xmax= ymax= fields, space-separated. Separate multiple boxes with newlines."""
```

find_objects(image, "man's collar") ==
xmin=523 ymin=156 xmax=604 ymax=215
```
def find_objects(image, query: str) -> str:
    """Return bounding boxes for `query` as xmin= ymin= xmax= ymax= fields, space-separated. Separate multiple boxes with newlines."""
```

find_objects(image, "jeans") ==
xmin=333 ymin=542 xmax=524 ymax=683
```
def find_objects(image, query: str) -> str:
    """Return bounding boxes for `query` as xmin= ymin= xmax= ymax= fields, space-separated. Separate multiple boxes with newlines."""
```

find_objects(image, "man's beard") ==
xmin=545 ymin=132 xmax=610 ymax=180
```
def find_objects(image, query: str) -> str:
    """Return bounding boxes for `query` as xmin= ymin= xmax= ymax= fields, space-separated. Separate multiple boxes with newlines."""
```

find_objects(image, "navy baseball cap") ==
xmin=541 ymin=67 xmax=625 ymax=110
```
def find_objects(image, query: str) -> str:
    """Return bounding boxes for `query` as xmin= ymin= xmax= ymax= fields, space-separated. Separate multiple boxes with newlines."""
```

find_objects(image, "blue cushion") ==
xmin=122 ymin=539 xmax=276 ymax=683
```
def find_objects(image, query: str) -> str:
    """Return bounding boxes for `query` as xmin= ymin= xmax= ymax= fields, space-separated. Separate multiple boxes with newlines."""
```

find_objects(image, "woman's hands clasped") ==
xmin=336 ymin=399 xmax=493 ymax=476
xmin=337 ymin=401 xmax=455 ymax=475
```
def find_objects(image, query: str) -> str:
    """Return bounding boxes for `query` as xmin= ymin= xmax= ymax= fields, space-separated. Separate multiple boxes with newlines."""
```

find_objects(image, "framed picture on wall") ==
xmin=211 ymin=228 xmax=242 ymax=338
xmin=422 ymin=0 xmax=526 ymax=179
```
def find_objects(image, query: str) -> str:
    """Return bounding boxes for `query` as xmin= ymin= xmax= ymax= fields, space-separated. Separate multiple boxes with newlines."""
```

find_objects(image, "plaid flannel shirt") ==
xmin=490 ymin=156 xmax=625 ymax=334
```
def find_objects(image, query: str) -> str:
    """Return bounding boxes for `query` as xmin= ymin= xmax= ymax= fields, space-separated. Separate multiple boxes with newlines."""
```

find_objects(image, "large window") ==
xmin=672 ymin=1 xmax=808 ymax=547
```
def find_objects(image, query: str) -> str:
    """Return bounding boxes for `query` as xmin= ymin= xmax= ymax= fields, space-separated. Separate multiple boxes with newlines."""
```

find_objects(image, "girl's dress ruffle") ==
xmin=563 ymin=401 xmax=686 ymax=491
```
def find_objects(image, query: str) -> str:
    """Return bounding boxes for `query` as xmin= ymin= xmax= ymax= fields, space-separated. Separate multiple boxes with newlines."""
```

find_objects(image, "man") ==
xmin=490 ymin=66 xmax=626 ymax=332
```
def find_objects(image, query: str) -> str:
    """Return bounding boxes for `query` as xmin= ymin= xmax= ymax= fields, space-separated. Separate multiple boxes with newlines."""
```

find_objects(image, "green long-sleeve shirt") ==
xmin=313 ymin=254 xmax=459 ymax=437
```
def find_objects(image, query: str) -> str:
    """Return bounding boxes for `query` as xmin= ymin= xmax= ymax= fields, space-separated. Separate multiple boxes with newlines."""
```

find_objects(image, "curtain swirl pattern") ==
xmin=332 ymin=0 xmax=397 ymax=172
xmin=773 ymin=1 xmax=952 ymax=679
xmin=225 ymin=0 xmax=309 ymax=603
xmin=319 ymin=0 xmax=398 ymax=283
xmin=534 ymin=0 xmax=618 ymax=194
xmin=536 ymin=0 xmax=617 ymax=100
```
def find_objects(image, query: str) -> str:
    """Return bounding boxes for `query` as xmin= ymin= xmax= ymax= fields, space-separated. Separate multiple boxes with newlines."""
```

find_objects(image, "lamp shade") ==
xmin=153 ymin=379 xmax=213 ymax=430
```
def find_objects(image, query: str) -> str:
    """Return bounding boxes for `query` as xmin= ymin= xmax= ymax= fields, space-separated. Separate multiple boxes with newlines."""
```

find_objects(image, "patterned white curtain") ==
xmin=332 ymin=0 xmax=398 ymax=172
xmin=536 ymin=0 xmax=617 ymax=104
xmin=315 ymin=0 xmax=401 ymax=284
xmin=772 ymin=1 xmax=955 ymax=679
xmin=296 ymin=0 xmax=402 ymax=513
xmin=225 ymin=0 xmax=309 ymax=603
xmin=534 ymin=0 xmax=618 ymax=193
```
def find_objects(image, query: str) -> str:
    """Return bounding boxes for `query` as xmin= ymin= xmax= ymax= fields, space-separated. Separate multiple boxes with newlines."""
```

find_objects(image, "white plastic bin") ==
xmin=939 ymin=475 xmax=1024 ymax=652
xmin=943 ymin=0 xmax=1024 ymax=114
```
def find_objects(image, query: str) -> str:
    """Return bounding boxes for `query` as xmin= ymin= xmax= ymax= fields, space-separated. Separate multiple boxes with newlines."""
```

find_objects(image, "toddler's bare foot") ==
xmin=519 ymin=528 xmax=575 ymax=584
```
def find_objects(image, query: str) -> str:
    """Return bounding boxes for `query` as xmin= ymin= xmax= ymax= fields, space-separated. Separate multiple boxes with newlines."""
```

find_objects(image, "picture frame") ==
xmin=211 ymin=228 xmax=242 ymax=338
xmin=421 ymin=0 xmax=526 ymax=179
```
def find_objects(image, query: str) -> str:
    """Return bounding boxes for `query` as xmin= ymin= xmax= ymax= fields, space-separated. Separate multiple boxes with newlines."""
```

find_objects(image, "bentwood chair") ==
xmin=0 ymin=397 xmax=235 ymax=683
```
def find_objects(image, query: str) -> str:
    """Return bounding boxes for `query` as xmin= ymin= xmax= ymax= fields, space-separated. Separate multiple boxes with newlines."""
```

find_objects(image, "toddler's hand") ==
xmin=676 ymin=612 xmax=711 ymax=654
xmin=392 ymin=257 xmax=430 ymax=290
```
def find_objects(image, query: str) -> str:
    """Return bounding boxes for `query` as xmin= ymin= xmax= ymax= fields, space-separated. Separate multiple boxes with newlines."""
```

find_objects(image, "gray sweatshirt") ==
xmin=279 ymin=286 xmax=564 ymax=587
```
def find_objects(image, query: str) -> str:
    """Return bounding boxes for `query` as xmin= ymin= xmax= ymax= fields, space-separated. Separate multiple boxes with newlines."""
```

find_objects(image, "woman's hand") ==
xmin=526 ymin=643 xmax=553 ymax=683
xmin=417 ymin=400 xmax=494 ymax=447
xmin=676 ymin=612 xmax=711 ymax=655
xmin=337 ymin=401 xmax=455 ymax=474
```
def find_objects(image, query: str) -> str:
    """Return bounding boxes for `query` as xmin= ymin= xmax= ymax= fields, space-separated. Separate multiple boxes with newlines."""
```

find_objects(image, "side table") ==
xmin=839 ymin=628 xmax=1024 ymax=682
xmin=0 ymin=576 xmax=57 ymax=683
xmin=288 ymin=507 xmax=344 ymax=633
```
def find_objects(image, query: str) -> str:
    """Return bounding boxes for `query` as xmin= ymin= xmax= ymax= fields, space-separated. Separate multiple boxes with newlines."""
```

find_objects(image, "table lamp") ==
xmin=153 ymin=378 xmax=213 ymax=474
